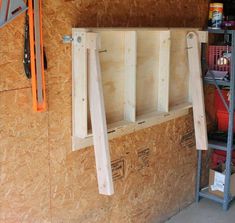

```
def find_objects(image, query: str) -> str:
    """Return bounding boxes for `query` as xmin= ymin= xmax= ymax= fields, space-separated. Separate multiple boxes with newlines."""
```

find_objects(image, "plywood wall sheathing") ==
xmin=0 ymin=0 xmax=208 ymax=222
xmin=158 ymin=31 xmax=171 ymax=112
xmin=124 ymin=31 xmax=137 ymax=122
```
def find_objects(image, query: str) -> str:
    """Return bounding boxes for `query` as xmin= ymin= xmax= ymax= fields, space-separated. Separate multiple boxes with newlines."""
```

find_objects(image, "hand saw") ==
xmin=0 ymin=0 xmax=27 ymax=28
xmin=26 ymin=0 xmax=47 ymax=112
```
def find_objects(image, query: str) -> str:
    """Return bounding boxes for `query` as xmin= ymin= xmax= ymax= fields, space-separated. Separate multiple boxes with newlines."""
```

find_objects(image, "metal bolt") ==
xmin=99 ymin=49 xmax=107 ymax=53
xmin=62 ymin=35 xmax=73 ymax=43
xmin=188 ymin=33 xmax=194 ymax=39
xmin=77 ymin=36 xmax=82 ymax=43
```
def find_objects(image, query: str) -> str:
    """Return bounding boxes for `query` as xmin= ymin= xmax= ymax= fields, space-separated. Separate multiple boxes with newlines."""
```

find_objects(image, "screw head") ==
xmin=188 ymin=33 xmax=194 ymax=39
xmin=77 ymin=36 xmax=82 ymax=43
xmin=62 ymin=35 xmax=73 ymax=43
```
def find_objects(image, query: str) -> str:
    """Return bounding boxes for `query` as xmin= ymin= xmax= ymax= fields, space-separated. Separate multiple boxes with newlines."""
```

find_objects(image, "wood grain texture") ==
xmin=187 ymin=32 xmax=208 ymax=150
xmin=72 ymin=30 xmax=88 ymax=139
xmin=136 ymin=30 xmax=160 ymax=116
xmin=0 ymin=0 xmax=208 ymax=222
xmin=0 ymin=89 xmax=50 ymax=223
xmin=158 ymin=31 xmax=171 ymax=112
xmin=87 ymin=32 xmax=114 ymax=195
xmin=169 ymin=28 xmax=198 ymax=108
xmin=124 ymin=31 xmax=137 ymax=122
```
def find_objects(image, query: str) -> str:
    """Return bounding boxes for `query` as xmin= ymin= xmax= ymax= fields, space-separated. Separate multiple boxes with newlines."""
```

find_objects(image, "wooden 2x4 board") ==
xmin=72 ymin=28 xmax=201 ymax=151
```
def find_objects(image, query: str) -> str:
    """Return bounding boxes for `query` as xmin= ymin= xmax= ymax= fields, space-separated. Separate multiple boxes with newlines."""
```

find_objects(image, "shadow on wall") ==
xmin=43 ymin=0 xmax=208 ymax=28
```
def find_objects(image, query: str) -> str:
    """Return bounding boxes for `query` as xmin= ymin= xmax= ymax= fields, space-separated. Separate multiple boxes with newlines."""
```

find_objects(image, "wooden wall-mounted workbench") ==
xmin=72 ymin=28 xmax=202 ymax=151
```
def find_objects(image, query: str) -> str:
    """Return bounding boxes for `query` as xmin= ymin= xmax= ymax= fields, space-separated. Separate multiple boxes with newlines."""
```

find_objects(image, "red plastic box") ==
xmin=216 ymin=110 xmax=235 ymax=132
xmin=208 ymin=45 xmax=231 ymax=72
xmin=211 ymin=151 xmax=235 ymax=169
xmin=214 ymin=89 xmax=230 ymax=112
xmin=214 ymin=89 xmax=235 ymax=132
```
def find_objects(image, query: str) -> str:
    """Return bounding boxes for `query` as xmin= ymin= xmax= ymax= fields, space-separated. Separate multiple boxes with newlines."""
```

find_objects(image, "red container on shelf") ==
xmin=215 ymin=150 xmax=235 ymax=159
xmin=208 ymin=45 xmax=231 ymax=72
xmin=214 ymin=89 xmax=230 ymax=112
xmin=211 ymin=151 xmax=235 ymax=169
xmin=214 ymin=89 xmax=235 ymax=132
xmin=216 ymin=110 xmax=235 ymax=132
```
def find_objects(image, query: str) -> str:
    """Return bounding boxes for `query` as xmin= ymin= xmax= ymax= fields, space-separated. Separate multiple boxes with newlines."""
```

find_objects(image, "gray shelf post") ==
xmin=196 ymin=30 xmax=235 ymax=211
xmin=223 ymin=31 xmax=235 ymax=211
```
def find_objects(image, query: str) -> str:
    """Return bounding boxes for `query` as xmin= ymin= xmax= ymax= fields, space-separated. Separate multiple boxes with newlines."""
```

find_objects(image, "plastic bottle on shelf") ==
xmin=208 ymin=1 xmax=224 ymax=29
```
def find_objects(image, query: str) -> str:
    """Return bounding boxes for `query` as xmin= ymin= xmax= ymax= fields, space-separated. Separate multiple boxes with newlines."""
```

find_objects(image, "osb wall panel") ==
xmin=0 ymin=89 xmax=50 ymax=223
xmin=49 ymin=84 xmax=197 ymax=223
xmin=0 ymin=0 xmax=208 ymax=222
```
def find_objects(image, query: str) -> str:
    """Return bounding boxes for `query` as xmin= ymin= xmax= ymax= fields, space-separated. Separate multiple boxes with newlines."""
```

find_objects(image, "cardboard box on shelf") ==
xmin=209 ymin=164 xmax=235 ymax=197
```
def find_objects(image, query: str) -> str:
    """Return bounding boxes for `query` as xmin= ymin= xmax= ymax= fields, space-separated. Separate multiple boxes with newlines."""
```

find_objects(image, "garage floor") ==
xmin=166 ymin=199 xmax=235 ymax=223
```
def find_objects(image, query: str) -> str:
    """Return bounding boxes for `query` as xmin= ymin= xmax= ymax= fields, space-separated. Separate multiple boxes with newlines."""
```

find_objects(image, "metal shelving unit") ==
xmin=196 ymin=29 xmax=235 ymax=211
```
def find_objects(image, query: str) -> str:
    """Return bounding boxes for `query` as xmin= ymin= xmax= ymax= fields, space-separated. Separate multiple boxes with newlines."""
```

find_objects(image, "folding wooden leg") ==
xmin=186 ymin=32 xmax=208 ymax=150
xmin=86 ymin=32 xmax=114 ymax=195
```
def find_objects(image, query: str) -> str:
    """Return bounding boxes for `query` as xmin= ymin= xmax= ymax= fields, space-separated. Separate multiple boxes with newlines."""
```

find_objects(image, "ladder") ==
xmin=196 ymin=29 xmax=235 ymax=211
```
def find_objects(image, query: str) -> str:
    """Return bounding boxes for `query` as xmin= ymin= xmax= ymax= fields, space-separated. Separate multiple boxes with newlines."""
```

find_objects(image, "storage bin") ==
xmin=216 ymin=110 xmax=235 ymax=132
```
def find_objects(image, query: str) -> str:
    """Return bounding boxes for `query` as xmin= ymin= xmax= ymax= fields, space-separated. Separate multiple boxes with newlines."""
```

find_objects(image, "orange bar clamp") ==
xmin=28 ymin=0 xmax=46 ymax=112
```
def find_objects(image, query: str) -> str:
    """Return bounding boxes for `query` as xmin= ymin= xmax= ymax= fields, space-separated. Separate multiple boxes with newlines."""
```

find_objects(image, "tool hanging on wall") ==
xmin=0 ymin=0 xmax=47 ymax=112
xmin=23 ymin=0 xmax=47 ymax=79
xmin=23 ymin=0 xmax=31 ymax=79
xmin=0 ymin=0 xmax=27 ymax=28
xmin=23 ymin=0 xmax=47 ymax=112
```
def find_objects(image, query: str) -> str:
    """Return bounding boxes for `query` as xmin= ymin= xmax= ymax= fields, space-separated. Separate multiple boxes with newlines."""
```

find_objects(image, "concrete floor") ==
xmin=166 ymin=199 xmax=235 ymax=223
